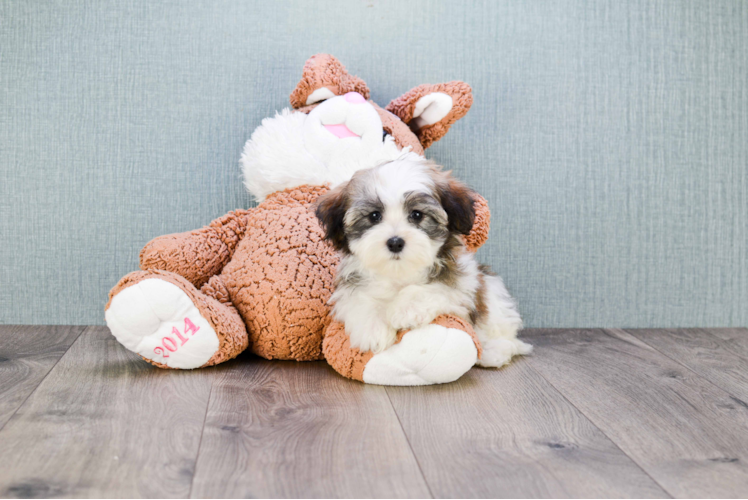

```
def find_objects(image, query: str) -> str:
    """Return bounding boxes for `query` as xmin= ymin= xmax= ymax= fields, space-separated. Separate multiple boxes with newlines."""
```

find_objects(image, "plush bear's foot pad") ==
xmin=362 ymin=324 xmax=478 ymax=386
xmin=105 ymin=279 xmax=219 ymax=369
xmin=476 ymin=338 xmax=533 ymax=368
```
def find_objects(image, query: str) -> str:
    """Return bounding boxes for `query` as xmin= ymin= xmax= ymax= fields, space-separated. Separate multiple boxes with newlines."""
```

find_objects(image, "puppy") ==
xmin=315 ymin=157 xmax=532 ymax=367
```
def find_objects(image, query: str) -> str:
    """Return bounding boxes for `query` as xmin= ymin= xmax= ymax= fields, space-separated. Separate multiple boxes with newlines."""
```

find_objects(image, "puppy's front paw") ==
xmin=387 ymin=298 xmax=437 ymax=331
xmin=387 ymin=284 xmax=451 ymax=331
xmin=347 ymin=323 xmax=397 ymax=354
xmin=389 ymin=308 xmax=436 ymax=331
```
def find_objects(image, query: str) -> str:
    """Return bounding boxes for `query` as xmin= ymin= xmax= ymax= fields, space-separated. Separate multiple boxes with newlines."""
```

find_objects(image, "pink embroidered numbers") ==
xmin=153 ymin=318 xmax=201 ymax=359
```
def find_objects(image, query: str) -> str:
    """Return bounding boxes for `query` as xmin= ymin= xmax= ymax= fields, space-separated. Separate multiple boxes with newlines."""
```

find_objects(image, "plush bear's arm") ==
xmin=464 ymin=193 xmax=491 ymax=252
xmin=139 ymin=209 xmax=252 ymax=288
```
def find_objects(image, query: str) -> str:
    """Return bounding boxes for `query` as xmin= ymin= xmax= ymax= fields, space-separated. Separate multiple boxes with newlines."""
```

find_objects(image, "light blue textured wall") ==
xmin=1 ymin=0 xmax=746 ymax=327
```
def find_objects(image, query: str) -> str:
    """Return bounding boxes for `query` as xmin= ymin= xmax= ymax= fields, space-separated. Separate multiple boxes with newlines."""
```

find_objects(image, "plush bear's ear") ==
xmin=290 ymin=54 xmax=370 ymax=109
xmin=463 ymin=193 xmax=490 ymax=252
xmin=386 ymin=82 xmax=473 ymax=149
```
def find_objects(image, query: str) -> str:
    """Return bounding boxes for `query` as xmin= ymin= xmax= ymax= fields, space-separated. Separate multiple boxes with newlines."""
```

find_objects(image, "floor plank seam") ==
xmin=383 ymin=387 xmax=435 ymax=499
xmin=619 ymin=328 xmax=748 ymax=408
xmin=0 ymin=325 xmax=87 ymax=435
xmin=522 ymin=353 xmax=675 ymax=499
xmin=187 ymin=377 xmax=215 ymax=499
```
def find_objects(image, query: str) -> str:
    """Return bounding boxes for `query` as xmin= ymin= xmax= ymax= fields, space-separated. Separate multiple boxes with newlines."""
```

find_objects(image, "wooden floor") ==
xmin=1 ymin=326 xmax=747 ymax=498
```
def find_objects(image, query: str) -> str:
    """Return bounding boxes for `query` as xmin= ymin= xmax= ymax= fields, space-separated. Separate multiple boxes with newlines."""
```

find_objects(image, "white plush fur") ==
xmin=330 ymin=159 xmax=531 ymax=366
xmin=241 ymin=95 xmax=415 ymax=201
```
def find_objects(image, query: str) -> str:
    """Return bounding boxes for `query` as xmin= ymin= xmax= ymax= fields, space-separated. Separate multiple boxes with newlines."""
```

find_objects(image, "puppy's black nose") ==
xmin=387 ymin=236 xmax=405 ymax=253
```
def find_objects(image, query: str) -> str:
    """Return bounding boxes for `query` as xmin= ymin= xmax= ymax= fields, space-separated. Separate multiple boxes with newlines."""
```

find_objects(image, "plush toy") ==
xmin=105 ymin=54 xmax=490 ymax=385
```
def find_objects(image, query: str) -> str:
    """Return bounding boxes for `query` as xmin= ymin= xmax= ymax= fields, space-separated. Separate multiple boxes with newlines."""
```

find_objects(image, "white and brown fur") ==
xmin=315 ymin=158 xmax=531 ymax=367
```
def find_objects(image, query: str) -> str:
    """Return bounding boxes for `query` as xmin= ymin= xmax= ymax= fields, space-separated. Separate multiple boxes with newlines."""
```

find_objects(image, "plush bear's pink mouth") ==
xmin=324 ymin=123 xmax=360 ymax=139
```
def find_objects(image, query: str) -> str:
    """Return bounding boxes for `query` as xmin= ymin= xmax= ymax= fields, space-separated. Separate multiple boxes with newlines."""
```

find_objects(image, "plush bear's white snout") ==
xmin=322 ymin=92 xmax=369 ymax=138
xmin=302 ymin=93 xmax=384 ymax=167
xmin=241 ymin=94 xmax=408 ymax=201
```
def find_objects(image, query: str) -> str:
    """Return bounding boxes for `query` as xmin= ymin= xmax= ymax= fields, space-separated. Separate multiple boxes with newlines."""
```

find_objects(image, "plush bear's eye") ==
xmin=368 ymin=211 xmax=382 ymax=223
xmin=410 ymin=210 xmax=423 ymax=222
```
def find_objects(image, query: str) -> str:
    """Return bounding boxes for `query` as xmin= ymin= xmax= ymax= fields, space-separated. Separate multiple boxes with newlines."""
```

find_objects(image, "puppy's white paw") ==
xmin=347 ymin=322 xmax=397 ymax=354
xmin=388 ymin=306 xmax=437 ymax=331
xmin=386 ymin=288 xmax=438 ymax=331
xmin=477 ymin=338 xmax=533 ymax=368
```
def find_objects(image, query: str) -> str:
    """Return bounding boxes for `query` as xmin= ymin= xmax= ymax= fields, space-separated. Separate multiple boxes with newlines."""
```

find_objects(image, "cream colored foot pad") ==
xmin=363 ymin=324 xmax=478 ymax=386
xmin=105 ymin=279 xmax=219 ymax=369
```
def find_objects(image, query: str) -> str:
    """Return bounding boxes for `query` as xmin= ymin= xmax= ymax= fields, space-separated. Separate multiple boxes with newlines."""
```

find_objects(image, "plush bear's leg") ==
xmin=105 ymin=270 xmax=248 ymax=369
xmin=323 ymin=315 xmax=480 ymax=386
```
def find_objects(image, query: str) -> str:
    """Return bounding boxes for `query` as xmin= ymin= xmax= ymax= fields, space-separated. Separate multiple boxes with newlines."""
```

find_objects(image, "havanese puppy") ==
xmin=315 ymin=157 xmax=532 ymax=367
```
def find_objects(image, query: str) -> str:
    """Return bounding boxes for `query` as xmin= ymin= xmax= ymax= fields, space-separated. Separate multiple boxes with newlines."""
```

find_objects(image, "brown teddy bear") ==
xmin=105 ymin=54 xmax=490 ymax=385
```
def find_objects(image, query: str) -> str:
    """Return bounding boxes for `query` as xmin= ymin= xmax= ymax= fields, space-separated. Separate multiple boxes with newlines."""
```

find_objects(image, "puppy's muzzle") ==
xmin=386 ymin=236 xmax=405 ymax=254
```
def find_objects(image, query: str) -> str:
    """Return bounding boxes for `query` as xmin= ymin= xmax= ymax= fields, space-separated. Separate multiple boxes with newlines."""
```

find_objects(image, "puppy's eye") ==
xmin=382 ymin=130 xmax=389 ymax=142
xmin=368 ymin=211 xmax=382 ymax=223
xmin=410 ymin=210 xmax=423 ymax=222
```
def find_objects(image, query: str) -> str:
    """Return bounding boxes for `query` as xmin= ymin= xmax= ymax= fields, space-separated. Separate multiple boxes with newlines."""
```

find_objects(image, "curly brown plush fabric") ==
xmin=201 ymin=274 xmax=232 ymax=304
xmin=323 ymin=314 xmax=482 ymax=382
xmin=105 ymin=269 xmax=249 ymax=368
xmin=220 ymin=185 xmax=338 ymax=361
xmin=140 ymin=209 xmax=251 ymax=289
xmin=289 ymin=54 xmax=370 ymax=108
xmin=386 ymin=82 xmax=474 ymax=149
xmin=322 ymin=320 xmax=375 ymax=382
xmin=464 ymin=193 xmax=490 ymax=252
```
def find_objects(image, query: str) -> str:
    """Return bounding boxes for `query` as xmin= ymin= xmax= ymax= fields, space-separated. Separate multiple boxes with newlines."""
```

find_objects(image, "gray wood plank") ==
xmin=190 ymin=359 xmax=431 ymax=499
xmin=0 ymin=326 xmax=215 ymax=499
xmin=524 ymin=328 xmax=748 ymax=499
xmin=0 ymin=325 xmax=84 ymax=430
xmin=627 ymin=328 xmax=748 ymax=403
xmin=385 ymin=356 xmax=668 ymax=498
xmin=699 ymin=328 xmax=748 ymax=361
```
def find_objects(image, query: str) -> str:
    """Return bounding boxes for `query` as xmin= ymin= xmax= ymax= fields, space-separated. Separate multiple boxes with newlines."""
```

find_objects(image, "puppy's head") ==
xmin=315 ymin=159 xmax=475 ymax=280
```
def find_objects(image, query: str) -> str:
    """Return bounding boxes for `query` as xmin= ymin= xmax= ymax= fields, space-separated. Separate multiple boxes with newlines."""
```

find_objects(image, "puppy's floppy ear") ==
xmin=435 ymin=173 xmax=476 ymax=236
xmin=315 ymin=182 xmax=351 ymax=253
xmin=290 ymin=54 xmax=370 ymax=109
